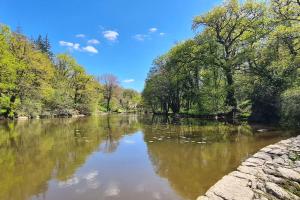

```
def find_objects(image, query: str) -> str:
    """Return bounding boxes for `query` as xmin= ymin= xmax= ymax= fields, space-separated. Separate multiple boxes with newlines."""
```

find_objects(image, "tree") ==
xmin=193 ymin=0 xmax=266 ymax=117
xmin=143 ymin=39 xmax=225 ymax=115
xmin=1 ymin=23 xmax=128 ymax=118
xmin=34 ymin=34 xmax=53 ymax=59
xmin=281 ymin=87 xmax=300 ymax=126
xmin=0 ymin=25 xmax=19 ymax=117
xmin=99 ymin=74 xmax=119 ymax=112
xmin=142 ymin=55 xmax=172 ymax=114
xmin=142 ymin=0 xmax=299 ymax=126
xmin=272 ymin=0 xmax=300 ymax=22
xmin=51 ymin=54 xmax=100 ymax=115
xmin=240 ymin=0 xmax=300 ymax=122
xmin=7 ymin=29 xmax=55 ymax=117
xmin=120 ymin=89 xmax=141 ymax=112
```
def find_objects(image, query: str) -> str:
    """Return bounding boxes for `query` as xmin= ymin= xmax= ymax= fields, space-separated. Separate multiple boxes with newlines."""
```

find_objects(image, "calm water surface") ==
xmin=0 ymin=115 xmax=298 ymax=200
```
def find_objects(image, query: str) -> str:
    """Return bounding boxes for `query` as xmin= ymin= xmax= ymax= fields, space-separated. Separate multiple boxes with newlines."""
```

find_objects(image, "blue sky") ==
xmin=0 ymin=0 xmax=221 ymax=91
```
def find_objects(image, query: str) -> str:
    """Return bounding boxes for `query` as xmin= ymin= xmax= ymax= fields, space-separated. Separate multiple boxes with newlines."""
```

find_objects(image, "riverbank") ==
xmin=0 ymin=111 xmax=142 ymax=121
xmin=197 ymin=136 xmax=300 ymax=200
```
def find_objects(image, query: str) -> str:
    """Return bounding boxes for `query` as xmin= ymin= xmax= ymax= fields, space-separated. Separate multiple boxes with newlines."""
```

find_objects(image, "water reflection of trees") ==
xmin=0 ymin=115 xmax=140 ymax=200
xmin=143 ymin=123 xmax=288 ymax=200
xmin=0 ymin=115 xmax=293 ymax=200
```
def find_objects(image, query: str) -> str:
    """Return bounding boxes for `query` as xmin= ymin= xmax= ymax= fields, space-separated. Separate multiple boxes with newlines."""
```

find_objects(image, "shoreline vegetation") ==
xmin=0 ymin=25 xmax=142 ymax=120
xmin=1 ymin=0 xmax=299 ymax=128
xmin=142 ymin=0 xmax=300 ymax=127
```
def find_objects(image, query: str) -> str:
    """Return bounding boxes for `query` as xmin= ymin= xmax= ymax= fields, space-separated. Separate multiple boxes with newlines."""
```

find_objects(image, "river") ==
xmin=0 ymin=115 xmax=297 ymax=200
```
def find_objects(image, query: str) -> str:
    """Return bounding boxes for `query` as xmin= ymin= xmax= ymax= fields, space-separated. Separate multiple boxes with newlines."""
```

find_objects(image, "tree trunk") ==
xmin=224 ymin=68 xmax=237 ymax=119
xmin=170 ymin=96 xmax=180 ymax=114
xmin=106 ymin=97 xmax=111 ymax=112
xmin=162 ymin=102 xmax=169 ymax=115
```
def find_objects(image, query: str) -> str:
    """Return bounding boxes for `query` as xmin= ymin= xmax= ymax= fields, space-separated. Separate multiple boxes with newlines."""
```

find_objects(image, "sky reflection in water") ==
xmin=0 ymin=115 xmax=297 ymax=200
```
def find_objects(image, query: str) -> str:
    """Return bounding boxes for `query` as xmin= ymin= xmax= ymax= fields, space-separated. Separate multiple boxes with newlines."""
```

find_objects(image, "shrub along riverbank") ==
xmin=142 ymin=0 xmax=300 ymax=127
xmin=0 ymin=25 xmax=142 ymax=119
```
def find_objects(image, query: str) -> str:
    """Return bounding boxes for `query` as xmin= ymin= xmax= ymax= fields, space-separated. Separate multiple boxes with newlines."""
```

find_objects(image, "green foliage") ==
xmin=99 ymin=74 xmax=119 ymax=112
xmin=120 ymin=89 xmax=142 ymax=112
xmin=193 ymin=0 xmax=267 ymax=115
xmin=34 ymin=34 xmax=53 ymax=59
xmin=50 ymin=54 xmax=99 ymax=115
xmin=281 ymin=87 xmax=300 ymax=127
xmin=143 ymin=0 xmax=300 ymax=126
xmin=0 ymin=24 xmax=140 ymax=118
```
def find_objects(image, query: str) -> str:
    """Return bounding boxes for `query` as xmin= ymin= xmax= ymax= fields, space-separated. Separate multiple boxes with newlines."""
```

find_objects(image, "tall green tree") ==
xmin=143 ymin=0 xmax=299 ymax=126
xmin=52 ymin=54 xmax=99 ymax=115
xmin=0 ymin=25 xmax=19 ymax=117
xmin=193 ymin=0 xmax=266 ymax=117
xmin=34 ymin=34 xmax=53 ymax=59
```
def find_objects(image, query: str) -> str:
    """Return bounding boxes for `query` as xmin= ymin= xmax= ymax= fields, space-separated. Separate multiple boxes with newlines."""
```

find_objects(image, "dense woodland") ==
xmin=0 ymin=26 xmax=141 ymax=118
xmin=142 ymin=0 xmax=300 ymax=126
xmin=0 ymin=0 xmax=299 ymax=127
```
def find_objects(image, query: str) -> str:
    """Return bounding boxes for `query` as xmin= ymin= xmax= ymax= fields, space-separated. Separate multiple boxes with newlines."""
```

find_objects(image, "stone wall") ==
xmin=197 ymin=135 xmax=300 ymax=200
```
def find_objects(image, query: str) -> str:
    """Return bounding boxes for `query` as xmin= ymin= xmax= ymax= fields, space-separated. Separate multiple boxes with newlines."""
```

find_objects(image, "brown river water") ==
xmin=0 ymin=115 xmax=298 ymax=200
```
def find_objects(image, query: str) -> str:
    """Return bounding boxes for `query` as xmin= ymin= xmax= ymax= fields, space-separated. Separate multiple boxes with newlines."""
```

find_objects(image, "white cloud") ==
xmin=134 ymin=28 xmax=162 ymax=41
xmin=76 ymin=34 xmax=86 ymax=38
xmin=84 ymin=170 xmax=99 ymax=181
xmin=59 ymin=41 xmax=80 ymax=51
xmin=123 ymin=79 xmax=135 ymax=83
xmin=82 ymin=46 xmax=98 ymax=54
xmin=58 ymin=176 xmax=80 ymax=188
xmin=133 ymin=34 xmax=149 ymax=41
xmin=88 ymin=39 xmax=100 ymax=45
xmin=149 ymin=28 xmax=158 ymax=33
xmin=105 ymin=182 xmax=120 ymax=197
xmin=83 ymin=170 xmax=100 ymax=189
xmin=73 ymin=44 xmax=80 ymax=50
xmin=124 ymin=139 xmax=136 ymax=144
xmin=103 ymin=30 xmax=119 ymax=41
xmin=59 ymin=41 xmax=73 ymax=47
xmin=60 ymin=41 xmax=98 ymax=54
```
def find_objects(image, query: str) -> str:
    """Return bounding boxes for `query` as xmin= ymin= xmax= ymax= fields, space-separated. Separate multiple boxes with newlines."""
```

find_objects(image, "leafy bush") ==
xmin=281 ymin=87 xmax=300 ymax=127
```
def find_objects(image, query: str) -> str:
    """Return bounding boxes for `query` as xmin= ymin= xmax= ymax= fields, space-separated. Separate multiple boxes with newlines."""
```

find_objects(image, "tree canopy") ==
xmin=0 ymin=24 xmax=141 ymax=118
xmin=142 ymin=0 xmax=300 ymax=126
